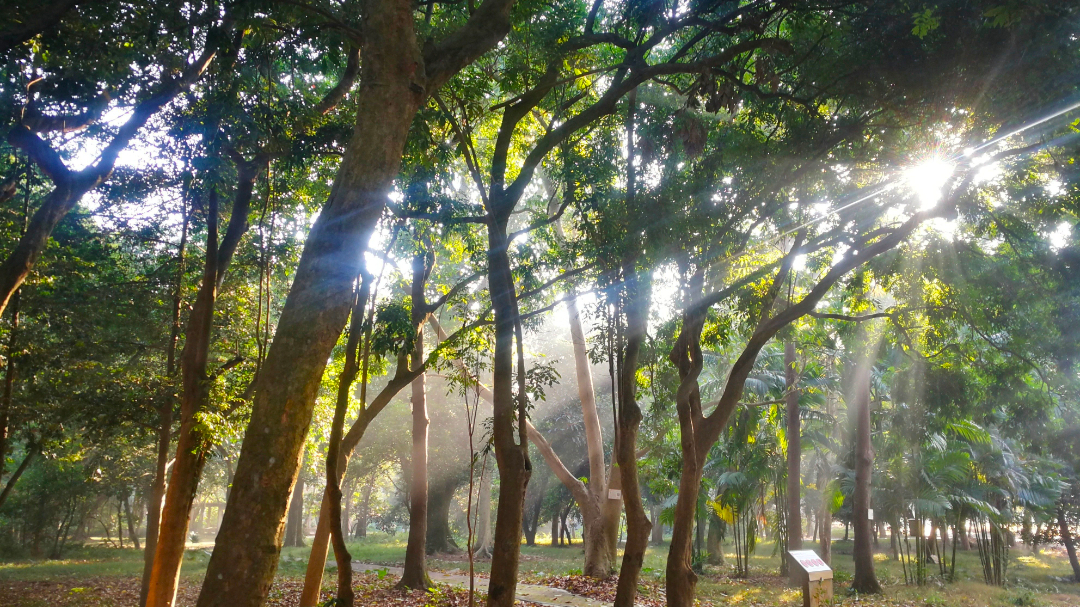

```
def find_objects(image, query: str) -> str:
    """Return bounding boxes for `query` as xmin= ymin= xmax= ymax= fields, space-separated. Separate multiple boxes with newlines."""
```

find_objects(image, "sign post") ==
xmin=788 ymin=549 xmax=833 ymax=607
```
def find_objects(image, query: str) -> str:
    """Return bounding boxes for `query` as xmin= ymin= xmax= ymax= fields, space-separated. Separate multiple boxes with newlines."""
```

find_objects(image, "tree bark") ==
xmin=141 ymin=204 xmax=189 ymax=606
xmin=612 ymin=265 xmax=652 ymax=607
xmin=474 ymin=469 xmax=493 ymax=557
xmin=285 ymin=476 xmax=306 ymax=548
xmin=665 ymin=273 xmax=707 ymax=607
xmin=651 ymin=504 xmax=664 ymax=545
xmin=0 ymin=290 xmax=19 ymax=482
xmin=197 ymin=2 xmax=514 ymax=602
xmin=706 ymin=513 xmax=724 ymax=565
xmin=785 ymin=341 xmax=802 ymax=584
xmin=298 ymin=351 xmax=422 ymax=607
xmin=426 ymin=477 xmax=462 ymax=555
xmin=125 ymin=496 xmax=141 ymax=551
xmin=400 ymin=252 xmax=433 ymax=589
xmin=485 ymin=209 xmax=531 ymax=607
xmin=146 ymin=158 xmax=260 ymax=607
xmin=1058 ymin=504 xmax=1080 ymax=583
xmin=851 ymin=354 xmax=881 ymax=594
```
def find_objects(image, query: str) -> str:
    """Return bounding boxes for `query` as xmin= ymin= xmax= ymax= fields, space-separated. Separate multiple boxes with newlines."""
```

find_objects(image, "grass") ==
xmin=1 ymin=532 xmax=1078 ymax=607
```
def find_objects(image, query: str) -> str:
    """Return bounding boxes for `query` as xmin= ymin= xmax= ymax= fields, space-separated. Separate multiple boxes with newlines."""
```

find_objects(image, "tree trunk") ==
xmin=197 ymin=1 xmax=514 ymax=601
xmin=400 ymin=252 xmax=432 ymax=589
xmin=485 ymin=209 xmax=531 ymax=607
xmin=426 ymin=477 xmax=461 ymax=555
xmin=665 ymin=284 xmax=707 ymax=607
xmin=146 ymin=155 xmax=260 ymax=607
xmin=819 ymin=467 xmax=833 ymax=566
xmin=125 ymin=495 xmax=141 ymax=551
xmin=851 ymin=355 xmax=880 ymax=594
xmin=1058 ymin=504 xmax=1080 ymax=583
xmin=706 ymin=512 xmax=724 ymax=565
xmin=0 ymin=446 xmax=34 ymax=509
xmin=651 ymin=505 xmax=663 ymax=545
xmin=525 ymin=293 xmax=618 ymax=576
xmin=785 ymin=341 xmax=802 ymax=585
xmin=551 ymin=514 xmax=561 ymax=547
xmin=0 ymin=289 xmax=20 ymax=483
xmin=285 ymin=476 xmax=306 ymax=548
xmin=298 ymin=353 xmax=423 ymax=607
xmin=474 ymin=470 xmax=493 ymax=557
xmin=141 ymin=203 xmax=188 ymax=606
xmin=356 ymin=479 xmax=374 ymax=538
xmin=523 ymin=472 xmax=547 ymax=546
xmin=612 ymin=269 xmax=652 ymax=607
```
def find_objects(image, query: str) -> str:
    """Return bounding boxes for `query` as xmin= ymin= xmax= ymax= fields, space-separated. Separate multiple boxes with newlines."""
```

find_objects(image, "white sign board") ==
xmin=788 ymin=550 xmax=832 ymax=581
xmin=607 ymin=489 xmax=622 ymax=500
xmin=868 ymin=508 xmax=874 ymax=521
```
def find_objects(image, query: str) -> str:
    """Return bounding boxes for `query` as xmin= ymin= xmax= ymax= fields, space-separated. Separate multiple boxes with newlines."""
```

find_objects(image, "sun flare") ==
xmin=903 ymin=156 xmax=956 ymax=209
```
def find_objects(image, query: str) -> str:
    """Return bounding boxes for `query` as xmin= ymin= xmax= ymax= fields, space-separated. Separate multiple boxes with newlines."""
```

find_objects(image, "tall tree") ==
xmin=198 ymin=2 xmax=516 ymax=603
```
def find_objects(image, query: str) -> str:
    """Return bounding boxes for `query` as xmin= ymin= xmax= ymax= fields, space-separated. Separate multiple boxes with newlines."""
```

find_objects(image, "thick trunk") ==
xmin=401 ymin=253 xmax=432 ymax=588
xmin=426 ymin=477 xmax=461 ymax=555
xmin=785 ymin=342 xmax=802 ymax=583
xmin=485 ymin=214 xmax=530 ymax=607
xmin=198 ymin=1 xmax=513 ymax=600
xmin=551 ymin=515 xmax=561 ymax=547
xmin=285 ymin=477 xmax=306 ymax=548
xmin=1059 ymin=505 xmax=1080 ymax=583
xmin=851 ymin=356 xmax=880 ymax=594
xmin=196 ymin=6 xmax=424 ymax=603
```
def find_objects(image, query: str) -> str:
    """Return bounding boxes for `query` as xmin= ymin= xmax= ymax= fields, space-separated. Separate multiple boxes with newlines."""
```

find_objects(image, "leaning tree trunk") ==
xmin=785 ymin=341 xmax=802 ymax=584
xmin=1058 ymin=504 xmax=1080 ymax=583
xmin=400 ymin=252 xmax=433 ymax=589
xmin=196 ymin=1 xmax=514 ymax=603
xmin=141 ymin=206 xmax=189 ymax=605
xmin=851 ymin=355 xmax=881 ymax=594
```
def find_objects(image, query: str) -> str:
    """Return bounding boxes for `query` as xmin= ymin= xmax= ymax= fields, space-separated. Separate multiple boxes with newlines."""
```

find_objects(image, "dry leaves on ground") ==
xmin=0 ymin=572 xmax=489 ymax=607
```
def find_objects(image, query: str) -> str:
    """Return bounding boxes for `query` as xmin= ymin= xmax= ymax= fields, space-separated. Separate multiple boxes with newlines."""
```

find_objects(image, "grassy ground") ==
xmin=1 ymin=531 xmax=1078 ymax=607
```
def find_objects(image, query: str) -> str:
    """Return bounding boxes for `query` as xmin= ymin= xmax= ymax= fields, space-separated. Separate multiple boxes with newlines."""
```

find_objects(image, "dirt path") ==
xmin=351 ymin=563 xmax=611 ymax=607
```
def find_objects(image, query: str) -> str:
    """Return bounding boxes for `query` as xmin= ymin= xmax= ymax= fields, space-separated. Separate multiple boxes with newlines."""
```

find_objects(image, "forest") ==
xmin=0 ymin=1 xmax=1079 ymax=607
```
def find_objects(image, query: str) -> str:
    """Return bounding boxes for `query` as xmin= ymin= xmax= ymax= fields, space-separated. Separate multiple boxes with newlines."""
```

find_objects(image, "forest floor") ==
xmin=1 ymin=532 xmax=1078 ymax=607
